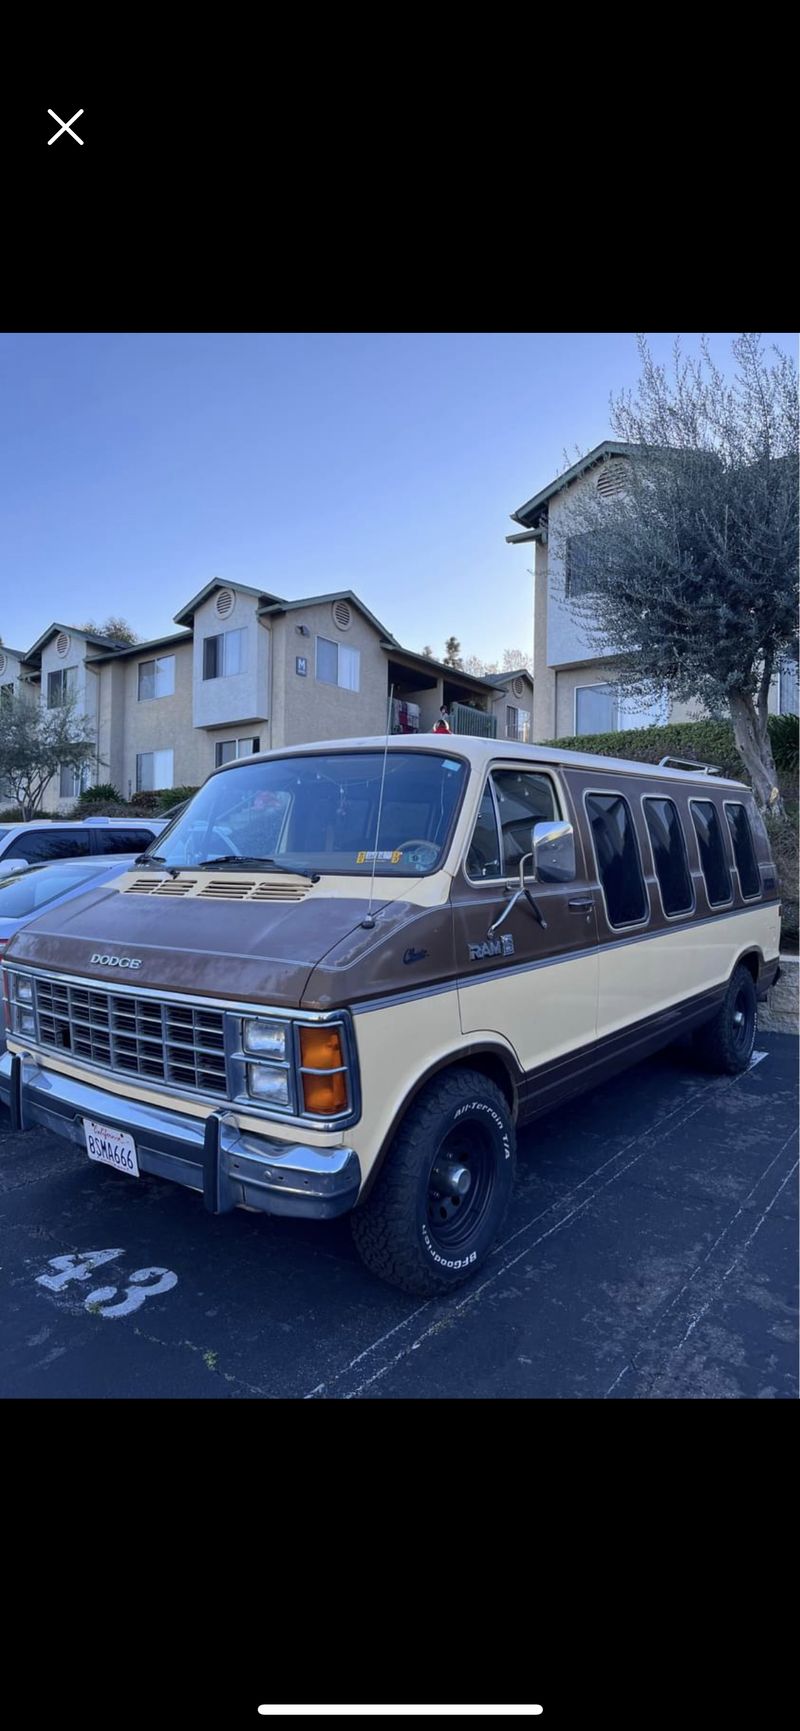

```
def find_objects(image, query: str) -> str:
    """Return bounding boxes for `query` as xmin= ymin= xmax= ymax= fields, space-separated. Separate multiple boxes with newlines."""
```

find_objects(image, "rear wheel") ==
xmin=695 ymin=963 xmax=757 ymax=1074
xmin=351 ymin=1068 xmax=516 ymax=1296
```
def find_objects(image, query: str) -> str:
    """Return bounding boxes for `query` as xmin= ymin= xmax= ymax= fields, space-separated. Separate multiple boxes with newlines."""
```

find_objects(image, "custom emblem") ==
xmin=403 ymin=946 xmax=429 ymax=965
xmin=468 ymin=934 xmax=515 ymax=962
xmin=90 ymin=953 xmax=143 ymax=970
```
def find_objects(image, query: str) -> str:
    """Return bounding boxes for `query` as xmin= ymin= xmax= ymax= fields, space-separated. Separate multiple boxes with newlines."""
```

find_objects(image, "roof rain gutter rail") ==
xmin=658 ymin=755 xmax=722 ymax=776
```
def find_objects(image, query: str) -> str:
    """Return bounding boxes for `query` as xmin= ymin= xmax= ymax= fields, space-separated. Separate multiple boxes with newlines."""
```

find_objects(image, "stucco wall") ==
xmin=276 ymin=600 xmax=389 ymax=747
xmin=39 ymin=630 xmax=100 ymax=811
xmin=532 ymin=538 xmax=556 ymax=741
xmin=118 ymin=639 xmax=209 ymax=796
xmin=191 ymin=589 xmax=270 ymax=730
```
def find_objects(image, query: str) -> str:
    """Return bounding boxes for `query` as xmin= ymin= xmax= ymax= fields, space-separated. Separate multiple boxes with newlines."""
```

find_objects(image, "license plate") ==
xmin=84 ymin=1118 xmax=140 ymax=1178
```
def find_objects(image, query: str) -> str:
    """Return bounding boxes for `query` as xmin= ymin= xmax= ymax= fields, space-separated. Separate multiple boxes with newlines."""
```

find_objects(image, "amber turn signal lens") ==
xmin=299 ymin=1026 xmax=344 ymax=1071
xmin=301 ymin=1070 xmax=348 ymax=1115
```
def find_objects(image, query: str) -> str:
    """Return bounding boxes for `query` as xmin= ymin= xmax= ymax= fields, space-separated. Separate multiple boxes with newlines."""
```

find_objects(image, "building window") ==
xmin=203 ymin=628 xmax=246 ymax=680
xmin=59 ymin=764 xmax=88 ymax=800
xmin=47 ymin=666 xmax=78 ymax=707
xmin=136 ymin=749 xmax=174 ymax=792
xmin=690 ymin=800 xmax=732 ymax=907
xmin=0 ymin=682 xmax=14 ymax=708
xmin=215 ymin=737 xmax=260 ymax=768
xmin=586 ymin=791 xmax=648 ymax=927
xmin=575 ymin=683 xmax=619 ymax=735
xmin=643 ymin=797 xmax=694 ymax=917
xmin=505 ymin=705 xmax=531 ymax=743
xmin=138 ymin=655 xmax=176 ymax=701
xmin=779 ymin=657 xmax=798 ymax=715
xmin=315 ymin=636 xmax=360 ymax=691
xmin=565 ymin=531 xmax=613 ymax=599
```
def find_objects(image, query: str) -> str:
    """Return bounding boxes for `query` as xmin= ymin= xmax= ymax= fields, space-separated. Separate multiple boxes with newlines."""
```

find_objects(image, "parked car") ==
xmin=0 ymin=855 xmax=139 ymax=1059
xmin=0 ymin=737 xmax=781 ymax=1294
xmin=0 ymin=815 xmax=166 ymax=874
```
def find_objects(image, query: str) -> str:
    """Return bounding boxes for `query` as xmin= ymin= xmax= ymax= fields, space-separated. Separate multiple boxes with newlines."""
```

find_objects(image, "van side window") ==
xmin=492 ymin=771 xmax=557 ymax=874
xmin=466 ymin=788 xmax=503 ymax=880
xmin=691 ymin=800 xmax=732 ymax=906
xmin=643 ymin=797 xmax=693 ymax=917
xmin=725 ymin=804 xmax=760 ymax=899
xmin=586 ymin=792 xmax=647 ymax=927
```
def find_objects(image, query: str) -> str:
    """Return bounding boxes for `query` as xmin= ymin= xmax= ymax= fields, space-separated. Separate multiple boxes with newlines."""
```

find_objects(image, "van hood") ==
xmin=4 ymin=882 xmax=402 ymax=1009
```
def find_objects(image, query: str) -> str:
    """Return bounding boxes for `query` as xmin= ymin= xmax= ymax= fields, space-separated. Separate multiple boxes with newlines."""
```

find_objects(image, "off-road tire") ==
xmin=351 ymin=1068 xmax=516 ymax=1296
xmin=694 ymin=962 xmax=757 ymax=1075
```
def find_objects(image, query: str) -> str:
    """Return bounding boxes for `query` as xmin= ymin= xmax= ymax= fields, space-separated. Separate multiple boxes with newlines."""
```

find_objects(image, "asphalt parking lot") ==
xmin=1 ymin=1031 xmax=797 ymax=1399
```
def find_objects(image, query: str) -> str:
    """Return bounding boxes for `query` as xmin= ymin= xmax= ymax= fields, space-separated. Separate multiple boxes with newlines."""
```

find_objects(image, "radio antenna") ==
xmin=362 ymin=683 xmax=394 ymax=929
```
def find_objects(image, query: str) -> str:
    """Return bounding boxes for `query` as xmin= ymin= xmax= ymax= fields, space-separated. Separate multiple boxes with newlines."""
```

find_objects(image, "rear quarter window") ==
xmin=585 ymin=791 xmax=648 ymax=927
xmin=690 ymin=800 xmax=732 ymax=906
xmin=1 ymin=828 xmax=92 ymax=862
xmin=725 ymin=803 xmax=761 ymax=899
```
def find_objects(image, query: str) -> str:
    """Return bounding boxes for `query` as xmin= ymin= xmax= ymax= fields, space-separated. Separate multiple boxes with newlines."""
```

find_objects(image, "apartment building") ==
xmin=507 ymin=441 xmax=798 ymax=741
xmin=1 ymin=582 xmax=533 ymax=812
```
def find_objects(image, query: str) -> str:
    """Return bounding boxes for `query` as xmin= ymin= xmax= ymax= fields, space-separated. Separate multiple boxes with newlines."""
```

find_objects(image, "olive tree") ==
xmin=554 ymin=335 xmax=798 ymax=812
xmin=0 ymin=690 xmax=98 ymax=820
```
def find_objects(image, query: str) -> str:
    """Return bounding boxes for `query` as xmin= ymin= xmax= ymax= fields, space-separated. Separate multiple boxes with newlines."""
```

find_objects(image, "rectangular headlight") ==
xmin=16 ymin=977 xmax=34 ymax=1005
xmin=243 ymin=1018 xmax=288 ymax=1059
xmin=17 ymin=1010 xmax=36 ymax=1036
xmin=247 ymin=1064 xmax=290 ymax=1106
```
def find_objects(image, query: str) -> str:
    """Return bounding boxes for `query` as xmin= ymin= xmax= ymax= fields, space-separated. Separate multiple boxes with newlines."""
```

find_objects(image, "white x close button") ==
xmin=48 ymin=108 xmax=84 ymax=145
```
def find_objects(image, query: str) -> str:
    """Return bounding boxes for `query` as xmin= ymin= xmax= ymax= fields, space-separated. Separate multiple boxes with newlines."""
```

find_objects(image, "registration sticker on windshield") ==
xmin=356 ymin=850 xmax=403 ymax=864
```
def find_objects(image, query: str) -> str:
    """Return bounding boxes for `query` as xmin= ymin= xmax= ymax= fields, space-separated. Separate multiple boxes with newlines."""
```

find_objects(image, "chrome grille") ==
xmin=33 ymin=979 xmax=227 ymax=1097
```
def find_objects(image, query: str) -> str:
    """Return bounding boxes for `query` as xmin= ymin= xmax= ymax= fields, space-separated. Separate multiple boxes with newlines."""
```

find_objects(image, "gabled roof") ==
xmin=259 ymin=590 xmax=399 ymax=646
xmin=0 ymin=644 xmax=28 ymax=661
xmin=174 ymin=579 xmax=285 ymax=627
xmin=509 ymin=441 xmax=633 ymax=532
xmin=490 ymin=668 xmax=533 ymax=686
xmin=24 ymin=622 xmax=133 ymax=664
xmin=86 ymin=630 xmax=194 ymax=664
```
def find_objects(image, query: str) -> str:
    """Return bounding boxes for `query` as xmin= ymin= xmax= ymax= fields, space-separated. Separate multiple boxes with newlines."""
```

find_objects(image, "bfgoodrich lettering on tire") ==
xmin=351 ymin=1068 xmax=516 ymax=1296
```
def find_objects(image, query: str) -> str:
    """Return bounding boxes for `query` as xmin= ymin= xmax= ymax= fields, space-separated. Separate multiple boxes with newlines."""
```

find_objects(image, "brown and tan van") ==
xmin=0 ymin=736 xmax=781 ymax=1294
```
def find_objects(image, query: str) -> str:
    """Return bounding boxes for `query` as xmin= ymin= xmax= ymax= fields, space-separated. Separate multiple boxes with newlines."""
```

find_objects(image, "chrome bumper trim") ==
xmin=2 ymin=1051 xmax=361 ymax=1220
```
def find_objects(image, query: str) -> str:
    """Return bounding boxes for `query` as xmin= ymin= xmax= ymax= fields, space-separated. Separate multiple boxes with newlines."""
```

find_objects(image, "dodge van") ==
xmin=0 ymin=737 xmax=781 ymax=1295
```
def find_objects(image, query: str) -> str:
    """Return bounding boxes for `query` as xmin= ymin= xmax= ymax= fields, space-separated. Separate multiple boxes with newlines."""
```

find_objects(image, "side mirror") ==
xmin=532 ymin=821 xmax=576 ymax=883
xmin=2 ymin=859 xmax=30 ymax=875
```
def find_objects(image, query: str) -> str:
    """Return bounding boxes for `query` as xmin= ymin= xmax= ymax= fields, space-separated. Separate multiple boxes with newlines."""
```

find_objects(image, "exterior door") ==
xmin=453 ymin=764 xmax=598 ymax=1078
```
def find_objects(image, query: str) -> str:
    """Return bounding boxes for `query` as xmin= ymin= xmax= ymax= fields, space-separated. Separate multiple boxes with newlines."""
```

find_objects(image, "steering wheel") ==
xmin=394 ymin=839 xmax=438 ymax=866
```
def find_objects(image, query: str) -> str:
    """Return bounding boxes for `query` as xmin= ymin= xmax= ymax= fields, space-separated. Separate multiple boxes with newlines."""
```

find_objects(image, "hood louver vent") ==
xmin=122 ymin=872 xmax=310 ymax=903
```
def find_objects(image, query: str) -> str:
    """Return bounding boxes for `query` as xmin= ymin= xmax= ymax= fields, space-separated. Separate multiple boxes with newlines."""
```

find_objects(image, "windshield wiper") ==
xmin=194 ymin=855 xmax=320 ymax=883
xmin=133 ymin=854 xmax=180 ymax=878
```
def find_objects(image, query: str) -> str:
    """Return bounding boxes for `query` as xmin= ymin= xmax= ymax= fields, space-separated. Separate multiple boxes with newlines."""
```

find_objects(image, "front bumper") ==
xmin=0 ymin=1049 xmax=361 ymax=1220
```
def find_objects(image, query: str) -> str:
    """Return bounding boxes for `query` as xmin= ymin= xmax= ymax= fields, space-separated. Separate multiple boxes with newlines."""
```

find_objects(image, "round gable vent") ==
xmin=215 ymin=587 xmax=235 ymax=619
xmin=596 ymin=462 xmax=628 ymax=498
xmin=55 ymin=631 xmax=71 ymax=657
xmin=0 ymin=652 xmax=7 ymax=677
xmin=332 ymin=599 xmax=352 ymax=631
xmin=512 ymin=676 xmax=525 ymax=698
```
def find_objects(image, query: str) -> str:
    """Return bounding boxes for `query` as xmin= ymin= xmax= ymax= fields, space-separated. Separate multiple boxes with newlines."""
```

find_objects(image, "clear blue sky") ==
xmin=1 ymin=332 xmax=796 ymax=663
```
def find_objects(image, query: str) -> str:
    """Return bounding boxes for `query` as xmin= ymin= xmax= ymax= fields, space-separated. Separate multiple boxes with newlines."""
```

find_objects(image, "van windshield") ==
xmin=146 ymin=750 xmax=468 ymax=876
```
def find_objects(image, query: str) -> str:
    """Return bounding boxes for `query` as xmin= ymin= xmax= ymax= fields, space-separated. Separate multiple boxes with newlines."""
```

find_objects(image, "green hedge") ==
xmin=540 ymin=719 xmax=747 ymax=779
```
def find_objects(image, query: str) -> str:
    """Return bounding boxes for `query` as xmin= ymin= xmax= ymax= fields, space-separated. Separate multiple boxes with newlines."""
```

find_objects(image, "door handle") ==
xmin=568 ymin=897 xmax=593 ymax=912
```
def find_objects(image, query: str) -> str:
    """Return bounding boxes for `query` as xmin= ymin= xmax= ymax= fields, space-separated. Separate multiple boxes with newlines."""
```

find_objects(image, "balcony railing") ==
xmin=449 ymin=701 xmax=497 ymax=738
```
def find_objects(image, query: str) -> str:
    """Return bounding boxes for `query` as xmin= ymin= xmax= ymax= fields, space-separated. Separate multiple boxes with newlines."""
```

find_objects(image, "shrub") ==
xmin=78 ymin=782 xmax=124 ymax=805
xmin=128 ymin=790 xmax=160 ymax=813
xmin=64 ymin=800 xmax=131 ymax=818
xmin=0 ymin=805 xmax=24 ymax=822
xmin=541 ymin=718 xmax=745 ymax=780
xmin=156 ymin=785 xmax=199 ymax=811
xmin=768 ymin=712 xmax=799 ymax=775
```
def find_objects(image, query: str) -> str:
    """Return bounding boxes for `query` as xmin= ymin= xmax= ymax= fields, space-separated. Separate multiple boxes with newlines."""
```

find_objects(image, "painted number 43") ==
xmin=36 ymin=1249 xmax=178 ymax=1319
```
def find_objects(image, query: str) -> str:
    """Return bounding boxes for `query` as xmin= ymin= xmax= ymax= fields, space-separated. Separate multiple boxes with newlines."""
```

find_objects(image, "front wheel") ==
xmin=351 ymin=1068 xmax=516 ymax=1296
xmin=694 ymin=962 xmax=757 ymax=1074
